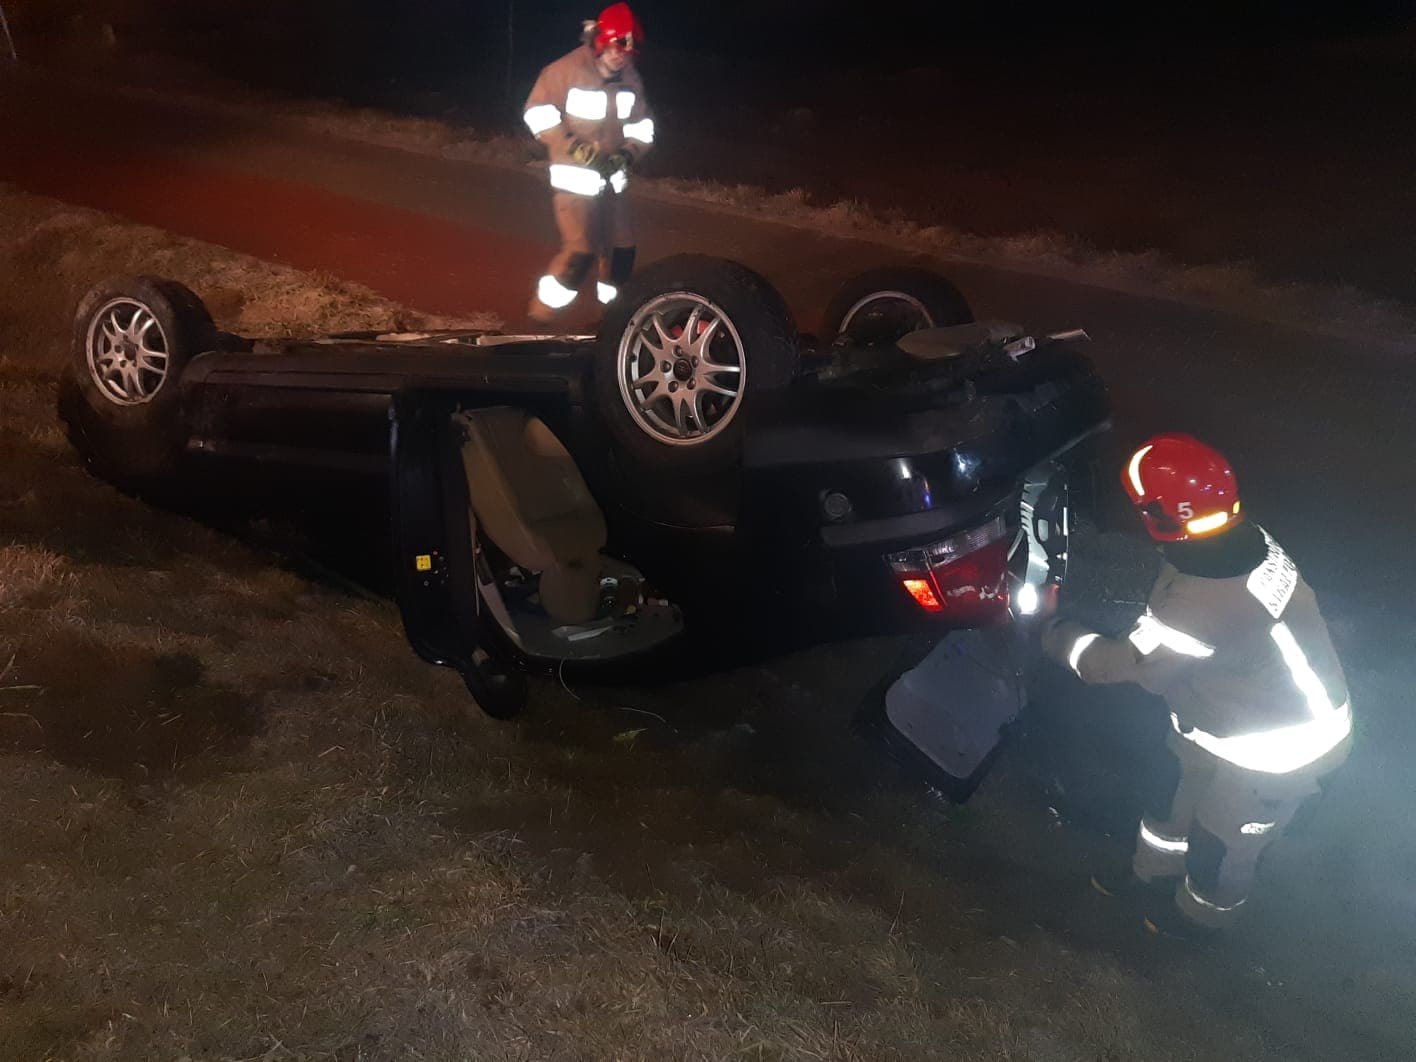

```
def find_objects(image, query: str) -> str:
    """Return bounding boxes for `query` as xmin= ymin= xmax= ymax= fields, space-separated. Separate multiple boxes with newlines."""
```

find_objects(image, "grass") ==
xmin=2 ymin=185 xmax=1405 ymax=1060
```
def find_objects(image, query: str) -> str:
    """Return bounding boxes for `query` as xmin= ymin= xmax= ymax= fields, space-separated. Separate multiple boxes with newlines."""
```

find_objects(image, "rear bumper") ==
xmin=761 ymin=428 xmax=1100 ymax=639
xmin=737 ymin=340 xmax=1107 ymax=636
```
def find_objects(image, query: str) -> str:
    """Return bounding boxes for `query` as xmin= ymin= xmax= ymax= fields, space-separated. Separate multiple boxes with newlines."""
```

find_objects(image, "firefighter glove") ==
xmin=599 ymin=150 xmax=632 ymax=177
xmin=568 ymin=139 xmax=601 ymax=167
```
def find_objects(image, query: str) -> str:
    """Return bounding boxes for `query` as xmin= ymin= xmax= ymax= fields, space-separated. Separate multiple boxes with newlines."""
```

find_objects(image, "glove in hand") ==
xmin=568 ymin=139 xmax=601 ymax=167
xmin=598 ymin=150 xmax=631 ymax=177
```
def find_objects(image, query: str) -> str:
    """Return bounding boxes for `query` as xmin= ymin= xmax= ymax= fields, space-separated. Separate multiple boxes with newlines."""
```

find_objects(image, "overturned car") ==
xmin=59 ymin=255 xmax=1108 ymax=722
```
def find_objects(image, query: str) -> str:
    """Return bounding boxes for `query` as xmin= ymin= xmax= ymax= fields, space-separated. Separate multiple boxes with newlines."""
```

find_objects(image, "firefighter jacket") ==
xmin=1044 ymin=526 xmax=1351 ymax=775
xmin=523 ymin=45 xmax=655 ymax=198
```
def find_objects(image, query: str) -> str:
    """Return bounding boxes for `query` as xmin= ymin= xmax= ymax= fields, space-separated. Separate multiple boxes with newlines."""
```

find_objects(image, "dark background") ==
xmin=14 ymin=1 xmax=1415 ymax=120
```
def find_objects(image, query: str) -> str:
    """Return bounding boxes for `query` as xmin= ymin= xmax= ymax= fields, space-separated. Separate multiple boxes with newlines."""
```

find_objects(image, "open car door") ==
xmin=390 ymin=394 xmax=527 ymax=718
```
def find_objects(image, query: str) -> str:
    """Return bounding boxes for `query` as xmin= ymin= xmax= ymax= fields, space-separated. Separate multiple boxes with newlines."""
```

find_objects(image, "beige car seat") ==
xmin=455 ymin=408 xmax=607 ymax=623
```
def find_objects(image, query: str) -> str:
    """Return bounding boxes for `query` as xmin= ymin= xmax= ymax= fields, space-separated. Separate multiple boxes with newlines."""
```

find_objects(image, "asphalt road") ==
xmin=4 ymin=65 xmax=1415 ymax=1059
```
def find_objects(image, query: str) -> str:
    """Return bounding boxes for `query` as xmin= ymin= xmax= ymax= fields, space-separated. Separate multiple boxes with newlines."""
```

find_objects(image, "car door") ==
xmin=390 ymin=393 xmax=526 ymax=718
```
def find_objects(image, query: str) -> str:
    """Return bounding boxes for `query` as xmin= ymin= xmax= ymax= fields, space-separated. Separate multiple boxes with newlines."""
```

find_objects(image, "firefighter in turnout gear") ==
xmin=1042 ymin=434 xmax=1353 ymax=930
xmin=523 ymin=3 xmax=654 ymax=323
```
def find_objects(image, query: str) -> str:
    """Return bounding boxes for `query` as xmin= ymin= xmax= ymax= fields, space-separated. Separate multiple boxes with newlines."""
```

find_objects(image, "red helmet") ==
xmin=1121 ymin=433 xmax=1243 ymax=542
xmin=594 ymin=3 xmax=643 ymax=55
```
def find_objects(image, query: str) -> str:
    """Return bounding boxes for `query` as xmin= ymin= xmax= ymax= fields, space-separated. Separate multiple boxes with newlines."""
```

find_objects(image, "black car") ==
xmin=59 ymin=255 xmax=1108 ymax=718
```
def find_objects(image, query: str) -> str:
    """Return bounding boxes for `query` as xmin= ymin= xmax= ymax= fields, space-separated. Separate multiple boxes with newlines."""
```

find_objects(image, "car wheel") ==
xmin=59 ymin=275 xmax=217 ymax=483
xmin=821 ymin=266 xmax=973 ymax=346
xmin=595 ymin=254 xmax=798 ymax=469
xmin=1010 ymin=460 xmax=1072 ymax=620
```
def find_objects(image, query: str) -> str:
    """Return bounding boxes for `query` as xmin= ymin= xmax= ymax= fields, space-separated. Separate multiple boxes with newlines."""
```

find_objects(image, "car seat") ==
xmin=455 ymin=408 xmax=607 ymax=623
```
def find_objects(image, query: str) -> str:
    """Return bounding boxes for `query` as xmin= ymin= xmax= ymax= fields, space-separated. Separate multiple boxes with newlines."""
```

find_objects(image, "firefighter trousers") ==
xmin=1132 ymin=728 xmax=1344 ymax=928
xmin=533 ymin=189 xmax=636 ymax=315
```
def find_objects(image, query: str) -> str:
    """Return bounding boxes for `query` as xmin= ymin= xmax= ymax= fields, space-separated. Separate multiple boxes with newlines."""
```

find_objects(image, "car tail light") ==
xmin=886 ymin=516 xmax=1011 ymax=619
xmin=901 ymin=577 xmax=943 ymax=612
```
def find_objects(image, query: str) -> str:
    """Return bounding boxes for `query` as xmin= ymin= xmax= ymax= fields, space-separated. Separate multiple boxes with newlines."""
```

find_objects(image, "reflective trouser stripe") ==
xmin=1133 ymin=818 xmax=1189 ymax=882
xmin=1134 ymin=731 xmax=1215 ymax=884
xmin=535 ymin=274 xmax=578 ymax=310
xmin=1139 ymin=820 xmax=1189 ymax=853
xmin=1176 ymin=875 xmax=1247 ymax=929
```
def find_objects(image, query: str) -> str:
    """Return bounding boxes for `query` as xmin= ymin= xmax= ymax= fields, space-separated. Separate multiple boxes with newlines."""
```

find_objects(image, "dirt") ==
xmin=1 ymin=629 xmax=257 ymax=780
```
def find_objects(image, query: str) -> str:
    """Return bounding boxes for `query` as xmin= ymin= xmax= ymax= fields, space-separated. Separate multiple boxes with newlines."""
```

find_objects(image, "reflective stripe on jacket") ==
xmin=1049 ymin=527 xmax=1351 ymax=773
xmin=523 ymin=45 xmax=654 ymax=196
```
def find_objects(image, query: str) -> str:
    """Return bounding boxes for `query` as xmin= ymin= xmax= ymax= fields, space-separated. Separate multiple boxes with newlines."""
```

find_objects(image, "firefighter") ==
xmin=1041 ymin=433 xmax=1353 ymax=931
xmin=522 ymin=3 xmax=654 ymax=323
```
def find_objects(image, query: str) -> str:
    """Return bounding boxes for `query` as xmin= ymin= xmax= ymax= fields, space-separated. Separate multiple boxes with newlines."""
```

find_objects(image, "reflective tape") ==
xmin=1173 ymin=700 xmax=1351 ymax=774
xmin=1183 ymin=876 xmax=1245 ymax=912
xmin=1139 ymin=820 xmax=1189 ymax=854
xmin=623 ymin=117 xmax=655 ymax=144
xmin=1271 ymin=621 xmax=1336 ymax=717
xmin=565 ymin=87 xmax=608 ymax=120
xmin=616 ymin=90 xmax=636 ymax=119
xmin=523 ymin=103 xmax=562 ymax=135
xmin=1186 ymin=510 xmax=1230 ymax=536
xmin=548 ymin=164 xmax=606 ymax=196
xmin=1067 ymin=632 xmax=1100 ymax=676
xmin=1127 ymin=444 xmax=1153 ymax=497
xmin=1128 ymin=610 xmax=1215 ymax=659
xmin=596 ymin=281 xmax=618 ymax=304
xmin=1240 ymin=821 xmax=1276 ymax=836
xmin=607 ymin=168 xmax=628 ymax=193
xmin=536 ymin=274 xmax=578 ymax=309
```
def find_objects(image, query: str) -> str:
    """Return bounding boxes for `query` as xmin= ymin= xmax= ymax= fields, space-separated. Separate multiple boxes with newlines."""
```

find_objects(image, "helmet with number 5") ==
xmin=593 ymin=3 xmax=644 ymax=55
xmin=1122 ymin=433 xmax=1243 ymax=542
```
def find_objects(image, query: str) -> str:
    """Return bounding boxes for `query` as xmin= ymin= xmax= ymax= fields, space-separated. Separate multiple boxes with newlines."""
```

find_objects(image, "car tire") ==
xmin=59 ymin=276 xmax=217 ymax=484
xmin=821 ymin=266 xmax=974 ymax=346
xmin=594 ymin=254 xmax=798 ymax=469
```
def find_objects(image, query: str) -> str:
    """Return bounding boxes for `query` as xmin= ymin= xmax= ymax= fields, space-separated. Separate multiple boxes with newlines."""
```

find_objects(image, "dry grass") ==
xmin=0 ymin=186 xmax=497 ymax=373
xmin=0 ymin=187 xmax=1381 ymax=1061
